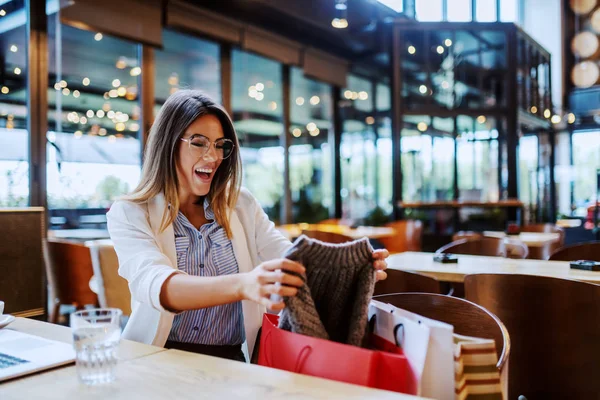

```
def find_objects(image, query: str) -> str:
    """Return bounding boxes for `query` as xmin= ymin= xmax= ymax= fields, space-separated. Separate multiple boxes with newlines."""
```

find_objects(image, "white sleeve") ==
xmin=106 ymin=201 xmax=182 ymax=313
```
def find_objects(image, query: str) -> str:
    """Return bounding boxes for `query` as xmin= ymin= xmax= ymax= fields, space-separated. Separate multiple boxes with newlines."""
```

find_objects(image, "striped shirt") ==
xmin=167 ymin=199 xmax=245 ymax=345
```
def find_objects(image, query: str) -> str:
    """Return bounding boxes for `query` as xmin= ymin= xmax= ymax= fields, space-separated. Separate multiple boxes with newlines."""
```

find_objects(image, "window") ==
xmin=340 ymin=75 xmax=377 ymax=221
xmin=289 ymin=68 xmax=333 ymax=223
xmin=376 ymin=84 xmax=393 ymax=213
xmin=154 ymin=30 xmax=220 ymax=112
xmin=475 ymin=0 xmax=497 ymax=22
xmin=456 ymin=115 xmax=499 ymax=202
xmin=231 ymin=50 xmax=283 ymax=220
xmin=500 ymin=0 xmax=519 ymax=23
xmin=572 ymin=131 xmax=600 ymax=214
xmin=518 ymin=135 xmax=538 ymax=217
xmin=416 ymin=0 xmax=443 ymax=21
xmin=376 ymin=0 xmax=403 ymax=12
xmin=0 ymin=1 xmax=28 ymax=206
xmin=447 ymin=0 xmax=472 ymax=22
xmin=47 ymin=15 xmax=141 ymax=224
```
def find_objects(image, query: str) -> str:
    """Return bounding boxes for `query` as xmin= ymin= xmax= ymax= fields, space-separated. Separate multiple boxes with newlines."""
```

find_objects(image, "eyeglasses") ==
xmin=180 ymin=134 xmax=235 ymax=160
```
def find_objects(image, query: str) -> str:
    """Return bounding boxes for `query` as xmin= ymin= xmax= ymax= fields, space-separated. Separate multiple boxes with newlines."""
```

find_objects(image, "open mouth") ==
xmin=194 ymin=167 xmax=214 ymax=182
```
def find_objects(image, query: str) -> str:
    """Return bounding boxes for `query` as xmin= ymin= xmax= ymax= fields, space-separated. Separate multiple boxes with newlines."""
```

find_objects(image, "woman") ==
xmin=107 ymin=90 xmax=388 ymax=362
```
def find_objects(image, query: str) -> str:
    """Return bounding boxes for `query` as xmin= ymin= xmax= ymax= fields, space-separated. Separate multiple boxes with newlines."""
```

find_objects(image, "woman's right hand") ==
xmin=238 ymin=259 xmax=305 ymax=311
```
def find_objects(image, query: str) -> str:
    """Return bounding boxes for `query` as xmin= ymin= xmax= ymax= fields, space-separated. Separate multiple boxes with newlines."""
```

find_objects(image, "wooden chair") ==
xmin=301 ymin=230 xmax=353 ymax=244
xmin=522 ymin=224 xmax=565 ymax=259
xmin=437 ymin=237 xmax=506 ymax=257
xmin=373 ymin=293 xmax=510 ymax=375
xmin=504 ymin=238 xmax=529 ymax=259
xmin=452 ymin=231 xmax=482 ymax=242
xmin=43 ymin=239 xmax=99 ymax=323
xmin=377 ymin=220 xmax=423 ymax=254
xmin=549 ymin=241 xmax=600 ymax=261
xmin=374 ymin=269 xmax=442 ymax=296
xmin=86 ymin=240 xmax=132 ymax=316
xmin=465 ymin=273 xmax=600 ymax=399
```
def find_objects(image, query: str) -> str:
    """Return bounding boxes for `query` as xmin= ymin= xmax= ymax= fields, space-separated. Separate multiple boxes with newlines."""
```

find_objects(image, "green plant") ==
xmin=362 ymin=206 xmax=391 ymax=227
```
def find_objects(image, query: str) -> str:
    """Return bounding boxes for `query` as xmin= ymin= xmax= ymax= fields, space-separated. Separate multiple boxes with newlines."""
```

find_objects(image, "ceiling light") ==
xmin=344 ymin=90 xmax=353 ymax=99
xmin=130 ymin=67 xmax=141 ymax=76
xmin=417 ymin=122 xmax=427 ymax=132
xmin=255 ymin=92 xmax=264 ymax=101
xmin=477 ymin=115 xmax=486 ymax=124
xmin=94 ymin=33 xmax=103 ymax=41
xmin=310 ymin=96 xmax=320 ymax=105
xmin=530 ymin=106 xmax=538 ymax=114
xmin=365 ymin=116 xmax=375 ymax=125
xmin=256 ymin=82 xmax=264 ymax=91
xmin=408 ymin=46 xmax=416 ymax=55
xmin=292 ymin=128 xmax=302 ymax=137
xmin=307 ymin=122 xmax=317 ymax=131
xmin=309 ymin=128 xmax=320 ymax=136
xmin=331 ymin=18 xmax=348 ymax=28
xmin=82 ymin=77 xmax=90 ymax=86
xmin=296 ymin=97 xmax=305 ymax=106
xmin=436 ymin=46 xmax=444 ymax=54
xmin=551 ymin=115 xmax=561 ymax=124
xmin=9 ymin=45 xmax=17 ymax=52
xmin=419 ymin=85 xmax=427 ymax=94
xmin=445 ymin=39 xmax=452 ymax=46
xmin=112 ymin=79 xmax=121 ymax=88
xmin=0 ymin=10 xmax=6 ymax=16
xmin=567 ymin=113 xmax=576 ymax=124
xmin=13 ymin=68 xmax=21 ymax=75
xmin=544 ymin=109 xmax=551 ymax=118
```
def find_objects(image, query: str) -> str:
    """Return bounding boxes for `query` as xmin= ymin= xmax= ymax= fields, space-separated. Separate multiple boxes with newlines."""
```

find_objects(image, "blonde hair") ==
xmin=124 ymin=90 xmax=241 ymax=238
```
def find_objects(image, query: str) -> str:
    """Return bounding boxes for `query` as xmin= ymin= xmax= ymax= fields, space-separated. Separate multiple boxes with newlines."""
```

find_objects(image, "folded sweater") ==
xmin=278 ymin=235 xmax=375 ymax=346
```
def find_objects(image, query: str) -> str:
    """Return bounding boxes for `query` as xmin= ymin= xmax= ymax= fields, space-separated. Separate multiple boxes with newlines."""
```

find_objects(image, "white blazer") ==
xmin=106 ymin=188 xmax=293 ymax=356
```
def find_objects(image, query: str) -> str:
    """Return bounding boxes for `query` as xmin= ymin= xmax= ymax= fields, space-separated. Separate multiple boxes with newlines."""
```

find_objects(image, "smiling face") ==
xmin=176 ymin=114 xmax=225 ymax=202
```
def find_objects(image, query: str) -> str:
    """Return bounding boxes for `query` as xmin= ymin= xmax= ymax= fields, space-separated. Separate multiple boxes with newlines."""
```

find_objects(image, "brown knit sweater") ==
xmin=278 ymin=235 xmax=376 ymax=346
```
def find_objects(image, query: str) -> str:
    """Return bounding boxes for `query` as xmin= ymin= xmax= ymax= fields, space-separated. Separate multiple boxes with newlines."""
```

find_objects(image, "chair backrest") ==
xmin=374 ymin=270 xmax=441 ymax=296
xmin=44 ymin=239 xmax=98 ymax=311
xmin=452 ymin=230 xmax=482 ymax=242
xmin=378 ymin=220 xmax=423 ymax=253
xmin=549 ymin=241 xmax=600 ymax=261
xmin=86 ymin=240 xmax=131 ymax=316
xmin=465 ymin=273 xmax=600 ymax=399
xmin=301 ymin=230 xmax=353 ymax=244
xmin=437 ymin=237 xmax=506 ymax=257
xmin=373 ymin=293 xmax=509 ymax=371
xmin=504 ymin=238 xmax=529 ymax=259
xmin=0 ymin=208 xmax=45 ymax=317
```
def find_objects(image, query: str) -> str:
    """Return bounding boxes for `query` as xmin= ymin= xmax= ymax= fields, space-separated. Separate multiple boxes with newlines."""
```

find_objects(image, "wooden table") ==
xmin=7 ymin=317 xmax=165 ymax=362
xmin=277 ymin=224 xmax=395 ymax=240
xmin=482 ymin=231 xmax=560 ymax=248
xmin=2 ymin=319 xmax=427 ymax=400
xmin=388 ymin=252 xmax=600 ymax=284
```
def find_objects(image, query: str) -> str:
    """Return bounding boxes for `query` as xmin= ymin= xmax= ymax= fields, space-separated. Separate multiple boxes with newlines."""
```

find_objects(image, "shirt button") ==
xmin=200 ymin=264 xmax=204 ymax=268
xmin=193 ymin=326 xmax=199 ymax=331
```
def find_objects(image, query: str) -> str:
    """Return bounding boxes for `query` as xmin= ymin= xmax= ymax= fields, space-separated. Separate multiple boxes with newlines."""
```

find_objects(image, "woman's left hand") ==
xmin=372 ymin=249 xmax=389 ymax=282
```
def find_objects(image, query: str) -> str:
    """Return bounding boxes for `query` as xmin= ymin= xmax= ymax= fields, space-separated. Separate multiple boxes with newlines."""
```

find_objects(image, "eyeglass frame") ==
xmin=180 ymin=134 xmax=236 ymax=160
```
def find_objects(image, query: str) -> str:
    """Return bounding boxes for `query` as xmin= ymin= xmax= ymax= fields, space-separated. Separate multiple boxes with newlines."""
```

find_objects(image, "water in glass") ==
xmin=71 ymin=308 xmax=122 ymax=385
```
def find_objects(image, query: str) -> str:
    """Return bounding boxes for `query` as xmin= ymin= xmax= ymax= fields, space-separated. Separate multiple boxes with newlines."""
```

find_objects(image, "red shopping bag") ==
xmin=257 ymin=313 xmax=416 ymax=394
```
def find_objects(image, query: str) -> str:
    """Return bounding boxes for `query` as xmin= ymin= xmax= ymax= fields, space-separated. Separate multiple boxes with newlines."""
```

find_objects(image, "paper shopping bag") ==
xmin=257 ymin=313 xmax=416 ymax=394
xmin=454 ymin=334 xmax=504 ymax=400
xmin=368 ymin=301 xmax=431 ymax=395
xmin=373 ymin=299 xmax=455 ymax=400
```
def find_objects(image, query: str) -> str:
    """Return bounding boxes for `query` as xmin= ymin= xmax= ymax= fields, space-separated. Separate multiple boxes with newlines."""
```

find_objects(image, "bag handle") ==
xmin=294 ymin=345 xmax=313 ymax=373
xmin=393 ymin=323 xmax=405 ymax=348
xmin=262 ymin=329 xmax=273 ymax=366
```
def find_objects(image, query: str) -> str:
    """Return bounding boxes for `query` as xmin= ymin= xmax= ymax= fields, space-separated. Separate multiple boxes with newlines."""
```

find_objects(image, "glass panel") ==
xmin=47 ymin=14 xmax=141 ymax=228
xmin=376 ymin=84 xmax=393 ymax=213
xmin=0 ymin=1 xmax=28 ymax=206
xmin=232 ymin=50 xmax=283 ymax=221
xmin=519 ymin=135 xmax=538 ymax=221
xmin=555 ymin=132 xmax=572 ymax=217
xmin=447 ymin=0 xmax=472 ymax=22
xmin=416 ymin=0 xmax=443 ymax=21
xmin=154 ymin=30 xmax=220 ymax=113
xmin=456 ymin=115 xmax=499 ymax=202
xmin=500 ymin=0 xmax=519 ymax=22
xmin=289 ymin=68 xmax=333 ymax=223
xmin=572 ymin=131 xmax=600 ymax=215
xmin=476 ymin=0 xmax=497 ymax=22
xmin=340 ymin=75 xmax=376 ymax=221
xmin=401 ymin=116 xmax=454 ymax=202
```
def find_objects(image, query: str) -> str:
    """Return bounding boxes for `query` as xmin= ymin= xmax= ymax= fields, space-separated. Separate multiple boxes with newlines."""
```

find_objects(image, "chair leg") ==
xmin=48 ymin=302 xmax=60 ymax=324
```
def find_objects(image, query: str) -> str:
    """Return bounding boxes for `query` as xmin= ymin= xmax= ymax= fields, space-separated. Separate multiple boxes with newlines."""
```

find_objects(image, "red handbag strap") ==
xmin=294 ymin=345 xmax=313 ymax=373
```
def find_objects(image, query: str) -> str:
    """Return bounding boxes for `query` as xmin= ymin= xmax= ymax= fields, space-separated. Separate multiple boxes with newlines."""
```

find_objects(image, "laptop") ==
xmin=0 ymin=329 xmax=75 ymax=382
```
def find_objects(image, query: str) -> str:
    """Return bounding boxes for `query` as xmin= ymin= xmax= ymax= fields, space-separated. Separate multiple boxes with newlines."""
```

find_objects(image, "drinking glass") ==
xmin=70 ymin=308 xmax=122 ymax=385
